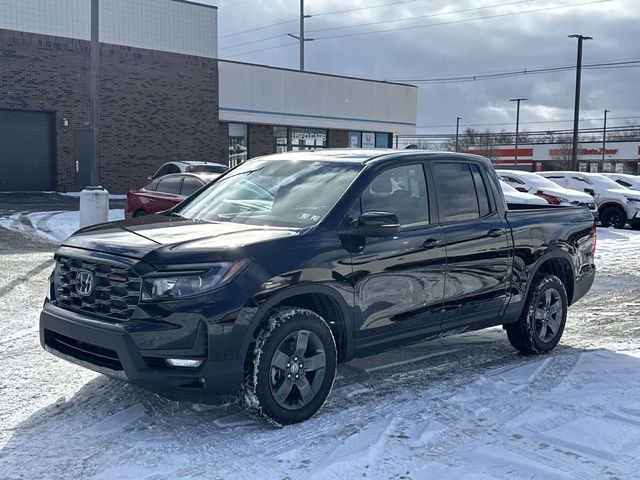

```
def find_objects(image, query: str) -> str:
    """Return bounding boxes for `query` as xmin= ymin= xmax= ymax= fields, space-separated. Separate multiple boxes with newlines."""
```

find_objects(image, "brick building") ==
xmin=0 ymin=0 xmax=417 ymax=193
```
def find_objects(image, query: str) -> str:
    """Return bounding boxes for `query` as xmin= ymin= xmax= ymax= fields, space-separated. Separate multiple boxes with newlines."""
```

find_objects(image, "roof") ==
xmin=258 ymin=149 xmax=486 ymax=165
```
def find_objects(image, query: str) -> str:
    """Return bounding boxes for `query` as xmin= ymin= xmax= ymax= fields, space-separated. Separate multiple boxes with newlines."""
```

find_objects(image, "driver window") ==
xmin=361 ymin=164 xmax=429 ymax=227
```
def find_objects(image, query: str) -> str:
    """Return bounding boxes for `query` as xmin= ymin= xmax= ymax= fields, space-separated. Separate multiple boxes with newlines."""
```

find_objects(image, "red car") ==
xmin=125 ymin=172 xmax=219 ymax=218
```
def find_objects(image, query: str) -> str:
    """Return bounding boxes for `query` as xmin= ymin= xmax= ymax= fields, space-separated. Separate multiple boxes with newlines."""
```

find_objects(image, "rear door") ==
xmin=430 ymin=161 xmax=511 ymax=330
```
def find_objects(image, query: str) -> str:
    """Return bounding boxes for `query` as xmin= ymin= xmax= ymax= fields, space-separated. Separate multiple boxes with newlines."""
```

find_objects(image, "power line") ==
xmin=225 ymin=41 xmax=299 ymax=58
xmin=390 ymin=60 xmax=640 ymax=84
xmin=220 ymin=0 xmax=541 ymax=51
xmin=219 ymin=0 xmax=433 ymax=40
xmin=416 ymin=115 xmax=640 ymax=129
xmin=312 ymin=0 xmax=614 ymax=40
xmin=307 ymin=0 xmax=539 ymax=34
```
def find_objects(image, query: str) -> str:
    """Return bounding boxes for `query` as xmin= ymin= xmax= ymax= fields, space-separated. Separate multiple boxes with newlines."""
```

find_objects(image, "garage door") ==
xmin=0 ymin=109 xmax=56 ymax=191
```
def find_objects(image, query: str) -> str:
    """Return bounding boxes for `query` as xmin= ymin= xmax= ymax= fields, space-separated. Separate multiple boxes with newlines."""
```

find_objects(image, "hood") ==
xmin=609 ymin=188 xmax=640 ymax=198
xmin=503 ymin=190 xmax=547 ymax=205
xmin=62 ymin=214 xmax=299 ymax=262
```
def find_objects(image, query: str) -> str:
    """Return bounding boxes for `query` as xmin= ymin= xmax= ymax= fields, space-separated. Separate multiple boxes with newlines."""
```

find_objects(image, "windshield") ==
xmin=176 ymin=159 xmax=361 ymax=227
xmin=591 ymin=174 xmax=627 ymax=190
xmin=189 ymin=164 xmax=228 ymax=174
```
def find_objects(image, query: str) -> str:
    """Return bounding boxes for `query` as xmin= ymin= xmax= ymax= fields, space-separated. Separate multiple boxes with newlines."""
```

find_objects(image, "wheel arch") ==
xmin=527 ymin=252 xmax=575 ymax=305
xmin=241 ymin=285 xmax=354 ymax=366
xmin=598 ymin=201 xmax=627 ymax=215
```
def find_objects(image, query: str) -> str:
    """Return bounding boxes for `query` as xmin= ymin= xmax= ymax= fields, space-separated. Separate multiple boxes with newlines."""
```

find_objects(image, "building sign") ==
xmin=291 ymin=131 xmax=327 ymax=142
xmin=535 ymin=142 xmax=639 ymax=162
xmin=362 ymin=132 xmax=375 ymax=148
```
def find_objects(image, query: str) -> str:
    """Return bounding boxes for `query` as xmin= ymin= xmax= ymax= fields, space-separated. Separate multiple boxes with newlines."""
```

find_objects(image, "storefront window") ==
xmin=229 ymin=123 xmax=248 ymax=167
xmin=273 ymin=127 xmax=328 ymax=152
xmin=290 ymin=127 xmax=327 ymax=151
xmin=348 ymin=131 xmax=361 ymax=148
xmin=361 ymin=132 xmax=376 ymax=148
xmin=375 ymin=133 xmax=391 ymax=148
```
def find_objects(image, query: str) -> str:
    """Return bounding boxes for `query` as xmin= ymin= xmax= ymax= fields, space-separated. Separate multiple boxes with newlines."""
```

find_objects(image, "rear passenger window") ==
xmin=155 ymin=177 xmax=183 ymax=195
xmin=181 ymin=178 xmax=203 ymax=196
xmin=432 ymin=162 xmax=490 ymax=222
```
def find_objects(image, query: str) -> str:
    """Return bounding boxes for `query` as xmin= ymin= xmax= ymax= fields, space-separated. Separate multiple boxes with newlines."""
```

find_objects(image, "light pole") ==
xmin=287 ymin=0 xmax=312 ymax=71
xmin=510 ymin=98 xmax=527 ymax=168
xmin=568 ymin=34 xmax=593 ymax=170
xmin=602 ymin=109 xmax=609 ymax=171
xmin=455 ymin=117 xmax=461 ymax=152
xmin=90 ymin=0 xmax=100 ymax=185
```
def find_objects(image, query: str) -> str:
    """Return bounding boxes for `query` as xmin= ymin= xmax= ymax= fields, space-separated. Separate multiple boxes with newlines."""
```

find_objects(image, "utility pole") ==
xmin=568 ymin=34 xmax=593 ymax=171
xmin=510 ymin=98 xmax=527 ymax=168
xmin=455 ymin=117 xmax=461 ymax=152
xmin=602 ymin=109 xmax=609 ymax=171
xmin=287 ymin=0 xmax=312 ymax=71
xmin=90 ymin=0 xmax=100 ymax=185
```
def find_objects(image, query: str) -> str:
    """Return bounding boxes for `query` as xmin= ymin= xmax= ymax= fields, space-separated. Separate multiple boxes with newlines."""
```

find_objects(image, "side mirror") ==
xmin=584 ymin=188 xmax=595 ymax=196
xmin=147 ymin=175 xmax=153 ymax=180
xmin=515 ymin=186 xmax=528 ymax=193
xmin=357 ymin=211 xmax=400 ymax=238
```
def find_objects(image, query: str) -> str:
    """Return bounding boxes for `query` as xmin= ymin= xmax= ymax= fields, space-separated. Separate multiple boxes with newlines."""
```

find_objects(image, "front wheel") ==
xmin=240 ymin=307 xmax=337 ymax=426
xmin=600 ymin=206 xmax=627 ymax=229
xmin=506 ymin=273 xmax=568 ymax=354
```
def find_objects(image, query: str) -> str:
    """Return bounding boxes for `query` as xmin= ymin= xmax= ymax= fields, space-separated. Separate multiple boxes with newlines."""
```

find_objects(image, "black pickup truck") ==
xmin=40 ymin=150 xmax=596 ymax=425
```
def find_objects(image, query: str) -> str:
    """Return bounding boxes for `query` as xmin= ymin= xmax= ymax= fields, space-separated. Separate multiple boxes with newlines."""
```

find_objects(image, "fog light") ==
xmin=165 ymin=358 xmax=204 ymax=368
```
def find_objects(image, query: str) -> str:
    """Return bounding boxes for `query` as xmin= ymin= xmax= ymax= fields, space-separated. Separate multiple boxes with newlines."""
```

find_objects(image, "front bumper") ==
xmin=40 ymin=303 xmax=244 ymax=403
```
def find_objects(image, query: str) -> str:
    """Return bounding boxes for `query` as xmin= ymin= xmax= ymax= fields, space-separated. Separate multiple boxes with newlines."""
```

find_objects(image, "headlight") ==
xmin=141 ymin=260 xmax=248 ymax=301
xmin=626 ymin=197 xmax=640 ymax=203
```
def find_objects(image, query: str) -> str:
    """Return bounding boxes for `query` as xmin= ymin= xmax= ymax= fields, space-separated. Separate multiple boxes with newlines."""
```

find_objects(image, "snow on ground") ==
xmin=0 ymin=224 xmax=639 ymax=479
xmin=0 ymin=209 xmax=123 ymax=242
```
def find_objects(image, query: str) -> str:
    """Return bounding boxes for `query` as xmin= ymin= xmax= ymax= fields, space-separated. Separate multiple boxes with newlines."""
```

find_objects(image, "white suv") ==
xmin=497 ymin=169 xmax=598 ymax=219
xmin=539 ymin=171 xmax=640 ymax=229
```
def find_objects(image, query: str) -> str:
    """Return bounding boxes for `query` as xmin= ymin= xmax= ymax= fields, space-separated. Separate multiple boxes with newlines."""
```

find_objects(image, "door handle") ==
xmin=422 ymin=238 xmax=444 ymax=249
xmin=486 ymin=228 xmax=504 ymax=238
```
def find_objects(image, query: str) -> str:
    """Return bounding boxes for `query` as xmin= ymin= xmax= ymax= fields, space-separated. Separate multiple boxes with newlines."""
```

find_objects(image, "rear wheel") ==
xmin=600 ymin=206 xmax=626 ymax=229
xmin=240 ymin=307 xmax=337 ymax=426
xmin=506 ymin=273 xmax=567 ymax=354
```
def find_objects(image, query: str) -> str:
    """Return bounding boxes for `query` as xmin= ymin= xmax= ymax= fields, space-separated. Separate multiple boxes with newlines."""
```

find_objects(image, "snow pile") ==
xmin=0 ymin=209 xmax=123 ymax=243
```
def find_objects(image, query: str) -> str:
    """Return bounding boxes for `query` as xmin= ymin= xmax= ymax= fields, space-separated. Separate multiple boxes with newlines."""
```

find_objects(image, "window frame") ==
xmin=180 ymin=177 xmax=204 ymax=197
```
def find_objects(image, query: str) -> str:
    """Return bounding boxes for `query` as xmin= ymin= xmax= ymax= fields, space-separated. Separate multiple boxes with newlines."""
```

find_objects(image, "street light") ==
xmin=510 ymin=98 xmax=527 ymax=168
xmin=568 ymin=34 xmax=593 ymax=170
xmin=455 ymin=117 xmax=461 ymax=152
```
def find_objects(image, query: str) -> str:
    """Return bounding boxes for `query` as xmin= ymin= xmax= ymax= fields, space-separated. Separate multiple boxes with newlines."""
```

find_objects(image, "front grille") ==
xmin=45 ymin=330 xmax=123 ymax=371
xmin=54 ymin=256 xmax=141 ymax=320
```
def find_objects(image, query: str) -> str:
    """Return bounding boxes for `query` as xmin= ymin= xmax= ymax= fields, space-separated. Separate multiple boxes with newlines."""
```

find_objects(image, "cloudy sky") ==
xmin=199 ymin=0 xmax=638 ymax=136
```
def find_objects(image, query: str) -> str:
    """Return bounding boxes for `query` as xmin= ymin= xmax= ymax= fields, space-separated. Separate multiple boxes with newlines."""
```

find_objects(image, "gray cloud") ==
xmin=204 ymin=0 xmax=639 ymax=134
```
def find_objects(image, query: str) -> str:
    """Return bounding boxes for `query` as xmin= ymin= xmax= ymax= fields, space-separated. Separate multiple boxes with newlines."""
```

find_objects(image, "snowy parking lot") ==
xmin=1 ymin=207 xmax=640 ymax=479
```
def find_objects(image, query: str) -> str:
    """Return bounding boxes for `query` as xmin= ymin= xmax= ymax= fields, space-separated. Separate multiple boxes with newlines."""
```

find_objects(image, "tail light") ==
xmin=535 ymin=190 xmax=562 ymax=205
xmin=591 ymin=220 xmax=597 ymax=254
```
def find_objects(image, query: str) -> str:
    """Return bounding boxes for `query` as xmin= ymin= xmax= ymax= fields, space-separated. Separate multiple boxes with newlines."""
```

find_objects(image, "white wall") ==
xmin=219 ymin=61 xmax=417 ymax=134
xmin=0 ymin=0 xmax=217 ymax=58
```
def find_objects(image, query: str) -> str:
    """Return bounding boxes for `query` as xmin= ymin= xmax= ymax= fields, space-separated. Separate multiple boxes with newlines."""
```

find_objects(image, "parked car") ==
xmin=497 ymin=169 xmax=597 ymax=218
xmin=602 ymin=172 xmax=640 ymax=190
xmin=125 ymin=172 xmax=219 ymax=218
xmin=40 ymin=150 xmax=596 ymax=425
xmin=539 ymin=171 xmax=640 ymax=229
xmin=150 ymin=161 xmax=228 ymax=180
xmin=500 ymin=180 xmax=548 ymax=205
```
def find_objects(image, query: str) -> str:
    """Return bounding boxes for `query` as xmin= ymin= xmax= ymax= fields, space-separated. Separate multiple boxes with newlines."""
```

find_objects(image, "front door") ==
xmin=348 ymin=163 xmax=447 ymax=354
xmin=430 ymin=161 xmax=511 ymax=330
xmin=74 ymin=129 xmax=93 ymax=191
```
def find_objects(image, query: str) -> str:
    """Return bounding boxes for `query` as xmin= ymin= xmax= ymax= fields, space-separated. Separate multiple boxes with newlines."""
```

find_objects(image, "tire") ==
xmin=240 ymin=307 xmax=337 ymax=426
xmin=600 ymin=206 xmax=627 ymax=229
xmin=133 ymin=209 xmax=147 ymax=218
xmin=506 ymin=273 xmax=568 ymax=354
xmin=630 ymin=224 xmax=640 ymax=231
